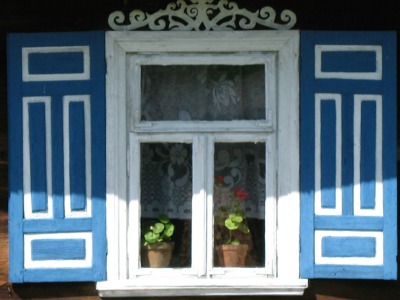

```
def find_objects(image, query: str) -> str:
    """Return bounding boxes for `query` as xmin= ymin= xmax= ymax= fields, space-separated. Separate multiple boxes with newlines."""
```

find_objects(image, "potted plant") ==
xmin=214 ymin=176 xmax=250 ymax=267
xmin=141 ymin=214 xmax=175 ymax=268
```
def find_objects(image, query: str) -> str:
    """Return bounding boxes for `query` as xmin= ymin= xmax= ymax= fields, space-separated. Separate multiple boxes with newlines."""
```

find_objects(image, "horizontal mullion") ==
xmin=133 ymin=123 xmax=274 ymax=134
xmin=314 ymin=216 xmax=383 ymax=230
xmin=23 ymin=218 xmax=92 ymax=233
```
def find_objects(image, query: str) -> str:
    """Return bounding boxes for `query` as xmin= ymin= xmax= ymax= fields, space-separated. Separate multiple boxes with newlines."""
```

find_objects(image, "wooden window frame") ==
xmin=99 ymin=30 xmax=306 ymax=297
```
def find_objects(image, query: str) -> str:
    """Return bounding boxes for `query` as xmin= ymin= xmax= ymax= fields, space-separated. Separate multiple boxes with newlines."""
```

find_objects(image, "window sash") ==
xmin=128 ymin=53 xmax=277 ymax=133
xmin=128 ymin=133 xmax=276 ymax=278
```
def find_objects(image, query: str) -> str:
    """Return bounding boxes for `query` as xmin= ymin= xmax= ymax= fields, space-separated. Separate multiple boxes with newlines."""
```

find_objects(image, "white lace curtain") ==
xmin=140 ymin=142 xmax=266 ymax=219
xmin=141 ymin=64 xmax=265 ymax=121
xmin=139 ymin=64 xmax=266 ymax=219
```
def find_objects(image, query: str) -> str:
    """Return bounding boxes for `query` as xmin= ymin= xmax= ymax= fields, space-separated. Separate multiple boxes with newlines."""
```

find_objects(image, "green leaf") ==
xmin=230 ymin=239 xmax=240 ymax=245
xmin=158 ymin=215 xmax=170 ymax=224
xmin=239 ymin=223 xmax=250 ymax=234
xmin=153 ymin=222 xmax=164 ymax=234
xmin=225 ymin=218 xmax=239 ymax=230
xmin=144 ymin=231 xmax=160 ymax=244
xmin=163 ymin=223 xmax=175 ymax=237
xmin=229 ymin=213 xmax=243 ymax=223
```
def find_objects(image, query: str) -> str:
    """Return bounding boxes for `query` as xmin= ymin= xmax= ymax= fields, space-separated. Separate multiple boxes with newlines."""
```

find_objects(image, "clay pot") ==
xmin=216 ymin=244 xmax=248 ymax=267
xmin=142 ymin=242 xmax=174 ymax=268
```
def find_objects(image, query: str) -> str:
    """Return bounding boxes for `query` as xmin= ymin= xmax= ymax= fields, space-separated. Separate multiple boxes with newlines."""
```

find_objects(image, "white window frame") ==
xmin=98 ymin=31 xmax=307 ymax=297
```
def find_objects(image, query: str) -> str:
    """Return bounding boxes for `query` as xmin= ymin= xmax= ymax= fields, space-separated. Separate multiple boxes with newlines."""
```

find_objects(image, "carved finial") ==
xmin=108 ymin=0 xmax=297 ymax=31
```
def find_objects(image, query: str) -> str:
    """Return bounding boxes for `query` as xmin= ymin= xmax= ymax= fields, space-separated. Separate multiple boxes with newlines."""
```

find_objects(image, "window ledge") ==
xmin=97 ymin=278 xmax=308 ymax=297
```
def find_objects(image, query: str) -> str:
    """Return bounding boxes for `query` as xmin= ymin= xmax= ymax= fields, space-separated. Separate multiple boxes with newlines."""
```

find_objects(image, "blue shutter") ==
xmin=7 ymin=32 xmax=106 ymax=282
xmin=300 ymin=31 xmax=397 ymax=279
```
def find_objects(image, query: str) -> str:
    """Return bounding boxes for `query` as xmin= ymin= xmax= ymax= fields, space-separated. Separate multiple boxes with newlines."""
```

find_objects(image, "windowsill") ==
xmin=97 ymin=278 xmax=308 ymax=297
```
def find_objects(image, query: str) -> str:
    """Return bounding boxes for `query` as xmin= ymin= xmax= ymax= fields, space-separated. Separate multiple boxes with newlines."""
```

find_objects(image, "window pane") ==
xmin=141 ymin=65 xmax=265 ymax=121
xmin=213 ymin=142 xmax=265 ymax=267
xmin=140 ymin=142 xmax=192 ymax=268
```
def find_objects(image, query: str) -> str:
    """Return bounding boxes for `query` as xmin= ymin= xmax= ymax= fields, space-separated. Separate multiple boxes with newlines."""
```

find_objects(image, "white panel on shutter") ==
xmin=8 ymin=31 xmax=106 ymax=282
xmin=300 ymin=31 xmax=397 ymax=279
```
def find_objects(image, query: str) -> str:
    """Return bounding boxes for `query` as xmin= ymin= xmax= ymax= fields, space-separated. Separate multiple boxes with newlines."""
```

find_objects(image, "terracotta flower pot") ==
xmin=142 ymin=242 xmax=174 ymax=268
xmin=216 ymin=244 xmax=248 ymax=267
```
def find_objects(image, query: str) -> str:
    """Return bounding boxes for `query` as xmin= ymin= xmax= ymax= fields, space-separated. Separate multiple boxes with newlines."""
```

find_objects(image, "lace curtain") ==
xmin=140 ymin=142 xmax=265 ymax=219
xmin=139 ymin=64 xmax=266 ymax=219
xmin=141 ymin=65 xmax=265 ymax=121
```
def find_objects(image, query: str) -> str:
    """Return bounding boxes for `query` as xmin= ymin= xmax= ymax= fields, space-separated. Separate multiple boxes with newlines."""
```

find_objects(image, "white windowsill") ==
xmin=97 ymin=278 xmax=308 ymax=297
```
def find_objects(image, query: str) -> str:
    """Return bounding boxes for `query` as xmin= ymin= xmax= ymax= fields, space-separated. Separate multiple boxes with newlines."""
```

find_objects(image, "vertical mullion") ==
xmin=128 ymin=134 xmax=141 ymax=278
xmin=192 ymin=135 xmax=207 ymax=277
xmin=206 ymin=136 xmax=216 ymax=275
xmin=264 ymin=134 xmax=277 ymax=276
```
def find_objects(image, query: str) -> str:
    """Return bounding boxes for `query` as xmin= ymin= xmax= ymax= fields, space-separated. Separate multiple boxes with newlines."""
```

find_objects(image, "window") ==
xmin=100 ymin=31 xmax=305 ymax=296
xmin=8 ymin=29 xmax=396 ymax=295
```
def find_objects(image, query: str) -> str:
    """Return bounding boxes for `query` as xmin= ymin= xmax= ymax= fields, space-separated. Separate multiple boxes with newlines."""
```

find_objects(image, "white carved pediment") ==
xmin=108 ymin=0 xmax=297 ymax=31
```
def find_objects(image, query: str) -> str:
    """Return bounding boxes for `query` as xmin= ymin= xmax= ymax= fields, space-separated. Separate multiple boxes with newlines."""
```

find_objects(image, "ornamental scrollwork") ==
xmin=108 ymin=0 xmax=297 ymax=31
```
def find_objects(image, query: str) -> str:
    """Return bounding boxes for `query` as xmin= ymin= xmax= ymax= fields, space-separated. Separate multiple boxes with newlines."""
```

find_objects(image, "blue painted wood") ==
xmin=28 ymin=102 xmax=48 ymax=212
xmin=300 ymin=31 xmax=397 ymax=279
xmin=69 ymin=101 xmax=87 ymax=211
xmin=313 ymin=265 xmax=387 ymax=279
xmin=8 ymin=31 xmax=106 ymax=282
xmin=29 ymin=52 xmax=85 ymax=75
xmin=31 ymin=239 xmax=86 ymax=260
xmin=321 ymin=51 xmax=376 ymax=73
xmin=51 ymin=95 xmax=65 ymax=219
xmin=315 ymin=216 xmax=383 ymax=230
xmin=23 ymin=218 xmax=92 ymax=233
xmin=321 ymin=100 xmax=336 ymax=208
xmin=321 ymin=236 xmax=376 ymax=258
xmin=360 ymin=101 xmax=376 ymax=209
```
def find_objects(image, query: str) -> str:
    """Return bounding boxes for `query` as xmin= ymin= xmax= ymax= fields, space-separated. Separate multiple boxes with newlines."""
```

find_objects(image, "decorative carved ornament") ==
xmin=108 ymin=0 xmax=297 ymax=31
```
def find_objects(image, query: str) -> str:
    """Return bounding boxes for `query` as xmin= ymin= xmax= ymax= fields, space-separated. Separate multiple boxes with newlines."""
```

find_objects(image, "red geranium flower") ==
xmin=233 ymin=188 xmax=248 ymax=201
xmin=215 ymin=176 xmax=225 ymax=183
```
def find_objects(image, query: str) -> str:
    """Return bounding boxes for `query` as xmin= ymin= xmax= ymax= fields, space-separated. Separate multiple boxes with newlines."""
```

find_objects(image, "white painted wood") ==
xmin=102 ymin=30 xmax=305 ymax=296
xmin=128 ymin=53 xmax=276 ymax=133
xmin=23 ymin=96 xmax=53 ymax=219
xmin=314 ymin=93 xmax=343 ymax=216
xmin=97 ymin=278 xmax=307 ymax=297
xmin=275 ymin=31 xmax=301 ymax=280
xmin=105 ymin=37 xmax=129 ymax=280
xmin=22 ymin=46 xmax=90 ymax=82
xmin=315 ymin=45 xmax=382 ymax=80
xmin=24 ymin=232 xmax=93 ymax=269
xmin=353 ymin=94 xmax=383 ymax=216
xmin=108 ymin=0 xmax=297 ymax=31
xmin=63 ymin=95 xmax=92 ymax=218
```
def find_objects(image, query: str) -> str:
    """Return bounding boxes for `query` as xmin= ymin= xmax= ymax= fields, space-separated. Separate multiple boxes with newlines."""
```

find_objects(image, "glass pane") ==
xmin=213 ymin=142 xmax=265 ymax=268
xmin=141 ymin=65 xmax=265 ymax=121
xmin=140 ymin=142 xmax=192 ymax=268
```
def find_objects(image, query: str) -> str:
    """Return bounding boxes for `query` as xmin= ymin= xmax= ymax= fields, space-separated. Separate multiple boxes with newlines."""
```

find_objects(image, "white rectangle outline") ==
xmin=353 ymin=95 xmax=383 ymax=216
xmin=315 ymin=94 xmax=342 ymax=216
xmin=22 ymin=46 xmax=90 ymax=82
xmin=24 ymin=232 xmax=93 ymax=269
xmin=315 ymin=230 xmax=383 ymax=265
xmin=315 ymin=45 xmax=382 ymax=80
xmin=64 ymin=95 xmax=92 ymax=218
xmin=23 ymin=97 xmax=53 ymax=219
